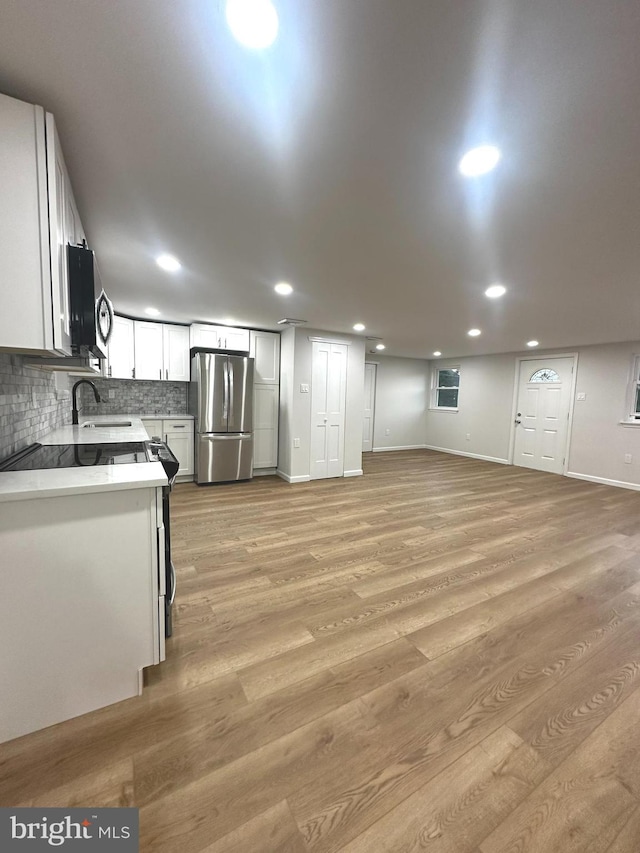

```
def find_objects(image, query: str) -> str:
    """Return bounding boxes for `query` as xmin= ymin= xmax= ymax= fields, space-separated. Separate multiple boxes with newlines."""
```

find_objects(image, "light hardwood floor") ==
xmin=2 ymin=449 xmax=640 ymax=852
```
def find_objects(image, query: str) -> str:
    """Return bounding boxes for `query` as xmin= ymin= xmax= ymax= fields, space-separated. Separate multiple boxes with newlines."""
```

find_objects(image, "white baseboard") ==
xmin=344 ymin=469 xmax=363 ymax=477
xmin=276 ymin=470 xmax=311 ymax=484
xmin=253 ymin=468 xmax=277 ymax=477
xmin=424 ymin=445 xmax=510 ymax=465
xmin=372 ymin=444 xmax=428 ymax=452
xmin=565 ymin=471 xmax=640 ymax=492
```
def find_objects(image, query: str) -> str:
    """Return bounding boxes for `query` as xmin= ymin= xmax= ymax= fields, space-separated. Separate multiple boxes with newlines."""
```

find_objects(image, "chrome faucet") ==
xmin=72 ymin=380 xmax=101 ymax=425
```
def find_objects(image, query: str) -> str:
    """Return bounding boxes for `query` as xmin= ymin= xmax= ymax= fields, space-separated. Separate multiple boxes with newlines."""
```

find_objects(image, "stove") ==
xmin=0 ymin=441 xmax=151 ymax=471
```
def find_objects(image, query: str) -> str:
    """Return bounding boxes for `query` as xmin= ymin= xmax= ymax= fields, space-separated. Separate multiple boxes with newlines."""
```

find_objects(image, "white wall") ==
xmin=370 ymin=355 xmax=429 ymax=451
xmin=425 ymin=352 xmax=516 ymax=463
xmin=568 ymin=341 xmax=640 ymax=487
xmin=424 ymin=341 xmax=640 ymax=488
xmin=277 ymin=326 xmax=295 ymax=479
xmin=278 ymin=327 xmax=366 ymax=481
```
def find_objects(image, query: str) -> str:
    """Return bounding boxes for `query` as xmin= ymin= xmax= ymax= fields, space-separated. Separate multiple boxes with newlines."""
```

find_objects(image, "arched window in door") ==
xmin=529 ymin=368 xmax=560 ymax=382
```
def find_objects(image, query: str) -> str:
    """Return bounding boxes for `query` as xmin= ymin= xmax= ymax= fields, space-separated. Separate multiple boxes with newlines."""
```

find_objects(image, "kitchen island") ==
xmin=0 ymin=416 xmax=168 ymax=744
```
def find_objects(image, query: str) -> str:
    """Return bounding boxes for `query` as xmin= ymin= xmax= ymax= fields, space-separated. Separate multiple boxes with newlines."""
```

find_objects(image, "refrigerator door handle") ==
xmin=222 ymin=360 xmax=228 ymax=421
xmin=200 ymin=432 xmax=252 ymax=440
xmin=228 ymin=361 xmax=234 ymax=426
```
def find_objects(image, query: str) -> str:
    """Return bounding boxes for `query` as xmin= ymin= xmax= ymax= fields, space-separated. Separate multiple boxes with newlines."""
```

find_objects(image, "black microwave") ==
xmin=68 ymin=243 xmax=112 ymax=358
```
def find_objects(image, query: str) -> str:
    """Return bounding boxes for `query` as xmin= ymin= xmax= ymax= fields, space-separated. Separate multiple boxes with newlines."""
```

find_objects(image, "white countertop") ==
xmin=45 ymin=415 xmax=152 ymax=445
xmin=0 ymin=416 xmax=167 ymax=503
xmin=140 ymin=414 xmax=194 ymax=421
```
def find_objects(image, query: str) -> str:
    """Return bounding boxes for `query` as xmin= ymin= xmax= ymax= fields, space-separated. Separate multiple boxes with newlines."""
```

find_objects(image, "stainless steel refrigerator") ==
xmin=189 ymin=350 xmax=254 ymax=484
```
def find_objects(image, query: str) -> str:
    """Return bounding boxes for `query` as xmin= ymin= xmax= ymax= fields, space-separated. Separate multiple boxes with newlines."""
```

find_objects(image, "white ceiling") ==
xmin=1 ymin=0 xmax=639 ymax=359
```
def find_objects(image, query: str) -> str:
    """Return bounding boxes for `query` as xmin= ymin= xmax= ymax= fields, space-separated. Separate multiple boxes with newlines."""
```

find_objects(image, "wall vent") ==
xmin=277 ymin=318 xmax=308 ymax=326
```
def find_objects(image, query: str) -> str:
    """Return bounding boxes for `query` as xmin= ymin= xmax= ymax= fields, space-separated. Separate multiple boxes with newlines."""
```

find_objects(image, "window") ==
xmin=628 ymin=356 xmax=640 ymax=420
xmin=432 ymin=367 xmax=460 ymax=409
xmin=529 ymin=368 xmax=560 ymax=382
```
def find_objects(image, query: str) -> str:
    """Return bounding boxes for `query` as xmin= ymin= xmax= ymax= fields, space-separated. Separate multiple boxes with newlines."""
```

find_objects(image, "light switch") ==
xmin=300 ymin=383 xmax=309 ymax=393
xmin=576 ymin=392 xmax=586 ymax=401
xmin=293 ymin=438 xmax=300 ymax=448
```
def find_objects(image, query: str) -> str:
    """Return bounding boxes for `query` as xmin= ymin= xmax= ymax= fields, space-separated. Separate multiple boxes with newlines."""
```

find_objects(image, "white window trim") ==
xmin=431 ymin=365 xmax=460 ymax=411
xmin=621 ymin=354 xmax=640 ymax=425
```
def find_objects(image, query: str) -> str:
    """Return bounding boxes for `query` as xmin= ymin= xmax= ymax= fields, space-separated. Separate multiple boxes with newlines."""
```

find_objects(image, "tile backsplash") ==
xmin=0 ymin=354 xmax=72 ymax=461
xmin=79 ymin=378 xmax=188 ymax=417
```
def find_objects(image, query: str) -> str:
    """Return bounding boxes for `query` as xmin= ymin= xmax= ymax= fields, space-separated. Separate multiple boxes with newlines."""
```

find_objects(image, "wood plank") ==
xmin=338 ymin=727 xmax=550 ymax=853
xmin=478 ymin=689 xmax=640 ymax=852
xmin=199 ymin=800 xmax=307 ymax=853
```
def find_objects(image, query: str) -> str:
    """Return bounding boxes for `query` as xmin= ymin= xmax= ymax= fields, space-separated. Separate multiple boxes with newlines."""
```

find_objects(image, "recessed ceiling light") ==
xmin=433 ymin=351 xmax=442 ymax=357
xmin=353 ymin=323 xmax=366 ymax=332
xmin=226 ymin=0 xmax=279 ymax=49
xmin=468 ymin=328 xmax=481 ymax=337
xmin=274 ymin=282 xmax=293 ymax=295
xmin=485 ymin=283 xmax=507 ymax=298
xmin=527 ymin=340 xmax=539 ymax=347
xmin=145 ymin=307 xmax=160 ymax=317
xmin=375 ymin=343 xmax=386 ymax=351
xmin=458 ymin=145 xmax=501 ymax=177
xmin=156 ymin=254 xmax=181 ymax=272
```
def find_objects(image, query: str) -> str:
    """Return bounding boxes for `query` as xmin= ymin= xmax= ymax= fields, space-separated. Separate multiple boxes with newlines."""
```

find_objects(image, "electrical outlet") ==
xmin=465 ymin=433 xmax=471 ymax=441
xmin=625 ymin=453 xmax=632 ymax=464
xmin=293 ymin=438 xmax=300 ymax=448
xmin=300 ymin=383 xmax=309 ymax=393
xmin=385 ymin=428 xmax=390 ymax=436
xmin=576 ymin=392 xmax=586 ymax=401
xmin=108 ymin=390 xmax=116 ymax=400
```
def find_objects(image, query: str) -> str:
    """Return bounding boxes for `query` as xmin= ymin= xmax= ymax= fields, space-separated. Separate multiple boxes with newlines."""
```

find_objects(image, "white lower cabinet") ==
xmin=164 ymin=420 xmax=194 ymax=479
xmin=0 ymin=486 xmax=164 ymax=744
xmin=253 ymin=384 xmax=279 ymax=469
xmin=142 ymin=417 xmax=194 ymax=481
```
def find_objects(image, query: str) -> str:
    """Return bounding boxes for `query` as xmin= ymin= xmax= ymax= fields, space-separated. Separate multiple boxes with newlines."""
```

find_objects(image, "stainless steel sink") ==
xmin=81 ymin=421 xmax=133 ymax=428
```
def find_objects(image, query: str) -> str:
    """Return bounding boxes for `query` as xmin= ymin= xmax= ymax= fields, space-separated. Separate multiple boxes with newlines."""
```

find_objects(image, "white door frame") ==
xmin=508 ymin=352 xmax=579 ymax=475
xmin=363 ymin=362 xmax=377 ymax=452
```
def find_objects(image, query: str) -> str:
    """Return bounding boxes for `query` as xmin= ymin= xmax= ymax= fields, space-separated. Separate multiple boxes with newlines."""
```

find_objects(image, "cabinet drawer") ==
xmin=165 ymin=420 xmax=191 ymax=431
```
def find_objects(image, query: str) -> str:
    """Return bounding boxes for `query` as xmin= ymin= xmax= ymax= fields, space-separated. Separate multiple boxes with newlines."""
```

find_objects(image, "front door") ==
xmin=310 ymin=341 xmax=347 ymax=479
xmin=513 ymin=357 xmax=574 ymax=474
xmin=362 ymin=363 xmax=377 ymax=452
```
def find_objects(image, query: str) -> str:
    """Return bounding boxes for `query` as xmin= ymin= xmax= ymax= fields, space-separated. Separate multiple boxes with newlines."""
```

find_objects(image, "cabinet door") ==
xmin=134 ymin=321 xmax=164 ymax=380
xmin=142 ymin=419 xmax=163 ymax=439
xmin=164 ymin=420 xmax=194 ymax=477
xmin=250 ymin=331 xmax=280 ymax=384
xmin=163 ymin=324 xmax=190 ymax=381
xmin=253 ymin=384 xmax=279 ymax=468
xmin=107 ymin=316 xmax=135 ymax=379
xmin=46 ymin=115 xmax=73 ymax=356
xmin=190 ymin=324 xmax=221 ymax=350
xmin=221 ymin=327 xmax=250 ymax=352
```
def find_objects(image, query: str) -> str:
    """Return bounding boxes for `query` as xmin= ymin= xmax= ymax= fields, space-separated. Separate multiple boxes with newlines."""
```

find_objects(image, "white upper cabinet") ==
xmin=107 ymin=319 xmax=190 ymax=381
xmin=250 ymin=331 xmax=280 ymax=384
xmin=0 ymin=93 xmax=83 ymax=356
xmin=190 ymin=323 xmax=250 ymax=352
xmin=163 ymin=324 xmax=190 ymax=381
xmin=106 ymin=315 xmax=135 ymax=379
xmin=134 ymin=321 xmax=165 ymax=380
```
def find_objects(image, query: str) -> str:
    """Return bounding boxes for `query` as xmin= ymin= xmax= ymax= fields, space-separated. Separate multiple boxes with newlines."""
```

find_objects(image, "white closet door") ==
xmin=310 ymin=341 xmax=347 ymax=480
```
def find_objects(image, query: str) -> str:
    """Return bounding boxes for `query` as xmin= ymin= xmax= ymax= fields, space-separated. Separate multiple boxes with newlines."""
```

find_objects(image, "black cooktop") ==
xmin=0 ymin=442 xmax=150 ymax=471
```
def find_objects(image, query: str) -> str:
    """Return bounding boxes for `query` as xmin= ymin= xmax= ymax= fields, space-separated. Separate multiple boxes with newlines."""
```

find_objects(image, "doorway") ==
xmin=362 ymin=363 xmax=377 ymax=452
xmin=511 ymin=355 xmax=576 ymax=474
xmin=310 ymin=341 xmax=348 ymax=479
